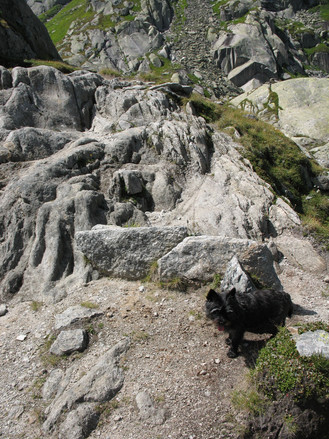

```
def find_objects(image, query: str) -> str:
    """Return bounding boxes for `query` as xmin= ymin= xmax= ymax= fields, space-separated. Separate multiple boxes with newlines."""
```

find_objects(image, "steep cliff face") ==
xmin=0 ymin=0 xmax=61 ymax=66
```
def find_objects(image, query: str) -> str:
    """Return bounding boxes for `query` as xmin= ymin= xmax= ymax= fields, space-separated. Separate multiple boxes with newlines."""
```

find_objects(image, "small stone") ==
xmin=139 ymin=285 xmax=145 ymax=292
xmin=214 ymin=358 xmax=221 ymax=364
xmin=49 ymin=329 xmax=88 ymax=356
xmin=16 ymin=334 xmax=27 ymax=341
xmin=0 ymin=304 xmax=8 ymax=316
xmin=296 ymin=330 xmax=329 ymax=359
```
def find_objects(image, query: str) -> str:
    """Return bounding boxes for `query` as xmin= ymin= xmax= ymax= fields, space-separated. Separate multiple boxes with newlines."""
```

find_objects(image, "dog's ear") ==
xmin=227 ymin=287 xmax=236 ymax=298
xmin=206 ymin=289 xmax=220 ymax=302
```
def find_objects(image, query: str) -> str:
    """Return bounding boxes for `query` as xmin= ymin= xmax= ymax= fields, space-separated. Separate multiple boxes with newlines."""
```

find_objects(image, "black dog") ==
xmin=205 ymin=287 xmax=293 ymax=358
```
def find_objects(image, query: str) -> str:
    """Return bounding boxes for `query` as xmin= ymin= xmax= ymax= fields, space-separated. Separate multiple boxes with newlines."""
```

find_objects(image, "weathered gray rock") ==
xmin=3 ymin=127 xmax=76 ymax=162
xmin=27 ymin=0 xmax=71 ymax=16
xmin=0 ymin=304 xmax=8 ymax=316
xmin=0 ymin=67 xmax=105 ymax=131
xmin=311 ymin=143 xmax=329 ymax=169
xmin=141 ymin=0 xmax=173 ymax=32
xmin=0 ymin=66 xmax=12 ymax=89
xmin=59 ymin=403 xmax=100 ymax=439
xmin=240 ymin=243 xmax=283 ymax=290
xmin=231 ymin=78 xmax=329 ymax=148
xmin=0 ymin=130 xmax=107 ymax=301
xmin=275 ymin=235 xmax=327 ymax=274
xmin=136 ymin=391 xmax=167 ymax=425
xmin=49 ymin=329 xmax=88 ymax=356
xmin=75 ymin=225 xmax=188 ymax=280
xmin=158 ymin=236 xmax=257 ymax=282
xmin=296 ymin=330 xmax=329 ymax=359
xmin=43 ymin=369 xmax=65 ymax=400
xmin=212 ymin=13 xmax=292 ymax=90
xmin=268 ymin=198 xmax=301 ymax=235
xmin=0 ymin=0 xmax=61 ymax=66
xmin=220 ymin=255 xmax=256 ymax=294
xmin=43 ymin=338 xmax=130 ymax=433
xmin=54 ymin=306 xmax=103 ymax=330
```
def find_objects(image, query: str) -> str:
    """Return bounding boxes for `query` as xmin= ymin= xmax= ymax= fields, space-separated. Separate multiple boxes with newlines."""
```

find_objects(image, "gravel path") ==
xmin=0 ymin=256 xmax=328 ymax=439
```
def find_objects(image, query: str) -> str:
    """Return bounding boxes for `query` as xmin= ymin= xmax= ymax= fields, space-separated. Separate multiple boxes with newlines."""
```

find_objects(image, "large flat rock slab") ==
xmin=158 ymin=236 xmax=257 ymax=282
xmin=231 ymin=78 xmax=329 ymax=148
xmin=75 ymin=225 xmax=188 ymax=280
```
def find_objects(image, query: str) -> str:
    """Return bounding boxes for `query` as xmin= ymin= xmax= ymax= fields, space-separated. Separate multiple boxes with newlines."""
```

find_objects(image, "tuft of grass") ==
xmin=210 ymin=273 xmax=222 ymax=290
xmin=137 ymin=55 xmax=182 ymax=84
xmin=99 ymin=67 xmax=122 ymax=78
xmin=25 ymin=59 xmax=76 ymax=73
xmin=231 ymin=387 xmax=268 ymax=415
xmin=80 ymin=301 xmax=99 ymax=309
xmin=159 ymin=277 xmax=188 ymax=292
xmin=183 ymin=93 xmax=222 ymax=123
xmin=310 ymin=1 xmax=329 ymax=21
xmin=30 ymin=376 xmax=47 ymax=400
xmin=30 ymin=301 xmax=43 ymax=312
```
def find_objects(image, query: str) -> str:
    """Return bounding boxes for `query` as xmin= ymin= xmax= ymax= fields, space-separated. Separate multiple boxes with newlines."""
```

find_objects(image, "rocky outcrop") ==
xmin=0 ymin=0 xmax=61 ymax=66
xmin=76 ymin=225 xmax=189 ymax=279
xmin=212 ymin=10 xmax=305 ymax=91
xmin=0 ymin=66 xmax=319 ymax=301
xmin=43 ymin=338 xmax=130 ymax=436
xmin=230 ymin=77 xmax=329 ymax=151
xmin=27 ymin=0 xmax=71 ymax=16
xmin=53 ymin=0 xmax=173 ymax=72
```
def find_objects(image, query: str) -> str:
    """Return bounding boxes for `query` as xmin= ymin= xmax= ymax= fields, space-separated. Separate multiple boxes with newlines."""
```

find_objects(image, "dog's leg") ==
xmin=227 ymin=328 xmax=244 ymax=358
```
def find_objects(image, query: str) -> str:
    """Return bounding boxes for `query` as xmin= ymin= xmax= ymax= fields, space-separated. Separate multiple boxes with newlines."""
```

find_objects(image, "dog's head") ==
xmin=205 ymin=288 xmax=235 ymax=330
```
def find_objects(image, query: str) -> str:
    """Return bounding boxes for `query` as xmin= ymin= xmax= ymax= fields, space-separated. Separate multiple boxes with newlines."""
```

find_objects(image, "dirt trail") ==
xmin=0 ymin=257 xmax=328 ymax=439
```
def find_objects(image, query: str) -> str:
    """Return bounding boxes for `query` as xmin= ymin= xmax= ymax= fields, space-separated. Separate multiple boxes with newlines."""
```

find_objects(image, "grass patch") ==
xmin=80 ymin=301 xmax=99 ymax=309
xmin=99 ymin=67 xmax=122 ymax=78
xmin=232 ymin=387 xmax=268 ymax=415
xmin=45 ymin=0 xmax=95 ymax=45
xmin=39 ymin=4 xmax=63 ymax=23
xmin=215 ymin=105 xmax=316 ymax=209
xmin=138 ymin=55 xmax=182 ymax=84
xmin=44 ymin=0 xmax=143 ymax=46
xmin=30 ymin=301 xmax=43 ymax=312
xmin=310 ymin=0 xmax=329 ymax=21
xmin=252 ymin=325 xmax=329 ymax=403
xmin=212 ymin=0 xmax=231 ymax=17
xmin=302 ymin=191 xmax=329 ymax=245
xmin=210 ymin=273 xmax=222 ymax=290
xmin=183 ymin=93 xmax=222 ymax=123
xmin=25 ymin=59 xmax=77 ymax=73
xmin=305 ymin=43 xmax=329 ymax=57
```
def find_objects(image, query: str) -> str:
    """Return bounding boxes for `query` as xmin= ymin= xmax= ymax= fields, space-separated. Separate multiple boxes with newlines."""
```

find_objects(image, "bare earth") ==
xmin=0 ymin=257 xmax=328 ymax=439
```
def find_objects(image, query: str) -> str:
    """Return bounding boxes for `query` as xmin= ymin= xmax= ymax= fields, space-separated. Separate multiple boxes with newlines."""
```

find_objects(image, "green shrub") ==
xmin=252 ymin=326 xmax=329 ymax=404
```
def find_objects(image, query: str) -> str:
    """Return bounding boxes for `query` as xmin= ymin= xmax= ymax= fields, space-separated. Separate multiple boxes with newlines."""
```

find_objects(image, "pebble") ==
xmin=0 ymin=304 xmax=8 ymax=316
xmin=16 ymin=334 xmax=27 ymax=341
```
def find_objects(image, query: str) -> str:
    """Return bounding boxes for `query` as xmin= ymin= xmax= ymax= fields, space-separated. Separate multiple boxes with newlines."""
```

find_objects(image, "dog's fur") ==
xmin=205 ymin=287 xmax=293 ymax=358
